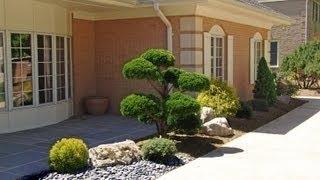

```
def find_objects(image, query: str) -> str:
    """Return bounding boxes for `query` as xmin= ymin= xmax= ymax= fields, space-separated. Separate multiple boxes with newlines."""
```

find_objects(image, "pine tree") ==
xmin=253 ymin=57 xmax=277 ymax=106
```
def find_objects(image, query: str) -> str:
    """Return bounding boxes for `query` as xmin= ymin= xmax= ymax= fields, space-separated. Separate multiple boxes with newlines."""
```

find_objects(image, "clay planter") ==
xmin=85 ymin=96 xmax=109 ymax=115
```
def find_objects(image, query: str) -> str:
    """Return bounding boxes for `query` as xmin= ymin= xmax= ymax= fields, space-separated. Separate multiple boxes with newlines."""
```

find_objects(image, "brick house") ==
xmin=0 ymin=0 xmax=291 ymax=133
xmin=260 ymin=0 xmax=320 ymax=67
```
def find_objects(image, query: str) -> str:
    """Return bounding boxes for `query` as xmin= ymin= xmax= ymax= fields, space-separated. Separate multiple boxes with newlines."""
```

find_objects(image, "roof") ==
xmin=236 ymin=0 xmax=290 ymax=18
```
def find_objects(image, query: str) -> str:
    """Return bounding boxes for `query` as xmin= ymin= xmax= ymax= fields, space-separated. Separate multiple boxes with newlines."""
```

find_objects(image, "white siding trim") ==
xmin=264 ymin=39 xmax=271 ymax=66
xmin=204 ymin=32 xmax=211 ymax=79
xmin=250 ymin=38 xmax=255 ymax=84
xmin=227 ymin=35 xmax=234 ymax=86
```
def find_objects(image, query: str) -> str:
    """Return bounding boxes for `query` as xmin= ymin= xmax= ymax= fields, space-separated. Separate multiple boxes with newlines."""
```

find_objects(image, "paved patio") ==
xmin=0 ymin=115 xmax=156 ymax=179
xmin=160 ymin=97 xmax=320 ymax=180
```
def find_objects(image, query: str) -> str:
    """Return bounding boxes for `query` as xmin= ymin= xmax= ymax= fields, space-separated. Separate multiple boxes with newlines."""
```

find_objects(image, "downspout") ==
xmin=305 ymin=0 xmax=309 ymax=42
xmin=153 ymin=2 xmax=173 ymax=52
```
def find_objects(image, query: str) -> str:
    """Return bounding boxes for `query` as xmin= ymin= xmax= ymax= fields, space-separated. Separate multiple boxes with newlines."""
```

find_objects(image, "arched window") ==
xmin=253 ymin=32 xmax=263 ymax=80
xmin=209 ymin=25 xmax=225 ymax=81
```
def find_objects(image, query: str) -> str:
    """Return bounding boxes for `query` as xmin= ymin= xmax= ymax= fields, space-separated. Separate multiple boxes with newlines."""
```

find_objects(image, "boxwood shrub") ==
xmin=49 ymin=138 xmax=89 ymax=174
xmin=141 ymin=138 xmax=177 ymax=163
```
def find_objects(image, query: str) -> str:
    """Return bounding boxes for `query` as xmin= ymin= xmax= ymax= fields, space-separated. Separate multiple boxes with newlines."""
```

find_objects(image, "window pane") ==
xmin=11 ymin=33 xmax=33 ymax=107
xmin=12 ymin=63 xmax=21 ymax=77
xmin=21 ymin=34 xmax=31 ymax=47
xmin=45 ymin=36 xmax=52 ymax=48
xmin=46 ymin=76 xmax=53 ymax=89
xmin=23 ymin=91 xmax=33 ymax=106
xmin=37 ymin=35 xmax=53 ymax=104
xmin=11 ymin=34 xmax=20 ymax=47
xmin=270 ymin=42 xmax=278 ymax=66
xmin=21 ymin=63 xmax=32 ymax=77
xmin=13 ymin=92 xmax=22 ymax=107
xmin=56 ymin=36 xmax=66 ymax=101
xmin=37 ymin=35 xmax=44 ymax=48
xmin=44 ymin=49 xmax=52 ymax=62
xmin=39 ymin=90 xmax=45 ymax=104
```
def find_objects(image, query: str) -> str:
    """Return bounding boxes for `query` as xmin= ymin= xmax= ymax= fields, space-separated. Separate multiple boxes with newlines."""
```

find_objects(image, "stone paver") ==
xmin=0 ymin=115 xmax=156 ymax=179
xmin=160 ymin=98 xmax=320 ymax=180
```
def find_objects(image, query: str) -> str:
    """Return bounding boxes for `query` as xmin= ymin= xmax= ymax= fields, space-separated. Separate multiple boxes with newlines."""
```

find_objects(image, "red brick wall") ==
xmin=72 ymin=19 xmax=97 ymax=115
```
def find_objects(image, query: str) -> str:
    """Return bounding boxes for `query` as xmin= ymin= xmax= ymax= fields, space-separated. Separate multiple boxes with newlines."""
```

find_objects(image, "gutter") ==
xmin=305 ymin=0 xmax=308 ymax=42
xmin=153 ymin=1 xmax=173 ymax=52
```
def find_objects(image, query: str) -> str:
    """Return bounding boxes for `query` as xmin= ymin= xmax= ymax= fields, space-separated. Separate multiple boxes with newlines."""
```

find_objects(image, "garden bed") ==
xmin=166 ymin=98 xmax=306 ymax=158
xmin=22 ymin=99 xmax=305 ymax=180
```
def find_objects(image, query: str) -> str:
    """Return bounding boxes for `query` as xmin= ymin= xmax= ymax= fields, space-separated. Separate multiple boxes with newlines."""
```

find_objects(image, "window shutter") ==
xmin=264 ymin=40 xmax=271 ymax=66
xmin=250 ymin=38 xmax=255 ymax=84
xmin=227 ymin=35 xmax=234 ymax=86
xmin=204 ymin=32 xmax=211 ymax=79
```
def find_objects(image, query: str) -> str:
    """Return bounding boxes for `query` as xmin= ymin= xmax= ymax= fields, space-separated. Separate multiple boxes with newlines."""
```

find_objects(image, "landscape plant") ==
xmin=253 ymin=57 xmax=277 ymax=106
xmin=236 ymin=101 xmax=253 ymax=119
xmin=120 ymin=49 xmax=210 ymax=135
xmin=49 ymin=138 xmax=89 ymax=174
xmin=281 ymin=41 xmax=320 ymax=89
xmin=197 ymin=80 xmax=240 ymax=118
xmin=141 ymin=138 xmax=177 ymax=163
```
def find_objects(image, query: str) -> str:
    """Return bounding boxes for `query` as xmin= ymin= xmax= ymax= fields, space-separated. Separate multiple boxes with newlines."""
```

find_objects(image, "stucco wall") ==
xmin=72 ymin=19 xmax=97 ymax=115
xmin=203 ymin=17 xmax=268 ymax=100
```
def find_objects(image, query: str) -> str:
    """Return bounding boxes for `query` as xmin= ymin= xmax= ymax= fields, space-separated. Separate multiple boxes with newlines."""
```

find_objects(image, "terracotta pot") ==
xmin=85 ymin=96 xmax=109 ymax=115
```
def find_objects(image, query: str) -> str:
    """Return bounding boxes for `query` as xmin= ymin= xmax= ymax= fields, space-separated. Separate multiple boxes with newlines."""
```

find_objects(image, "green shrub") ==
xmin=121 ymin=49 xmax=209 ymax=135
xmin=165 ymin=92 xmax=200 ymax=117
xmin=49 ymin=138 xmax=89 ymax=173
xmin=167 ymin=114 xmax=201 ymax=134
xmin=122 ymin=57 xmax=161 ymax=80
xmin=120 ymin=94 xmax=160 ymax=123
xmin=178 ymin=72 xmax=210 ymax=92
xmin=236 ymin=102 xmax=253 ymax=119
xmin=281 ymin=41 xmax=320 ymax=89
xmin=141 ymin=138 xmax=177 ymax=163
xmin=275 ymin=74 xmax=299 ymax=96
xmin=253 ymin=57 xmax=277 ymax=106
xmin=141 ymin=49 xmax=175 ymax=67
xmin=197 ymin=80 xmax=240 ymax=118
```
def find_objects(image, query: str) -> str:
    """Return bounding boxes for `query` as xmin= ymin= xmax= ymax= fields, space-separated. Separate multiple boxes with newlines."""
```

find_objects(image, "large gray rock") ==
xmin=89 ymin=140 xmax=142 ymax=168
xmin=202 ymin=118 xmax=234 ymax=137
xmin=200 ymin=107 xmax=214 ymax=123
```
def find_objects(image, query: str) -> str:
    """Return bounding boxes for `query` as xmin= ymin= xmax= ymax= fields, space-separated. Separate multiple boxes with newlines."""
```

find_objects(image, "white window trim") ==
xmin=35 ymin=33 xmax=55 ymax=106
xmin=211 ymin=35 xmax=225 ymax=81
xmin=0 ymin=31 xmax=8 ymax=111
xmin=252 ymin=32 xmax=263 ymax=81
xmin=270 ymin=40 xmax=280 ymax=68
xmin=67 ymin=37 xmax=73 ymax=99
xmin=7 ymin=31 xmax=35 ymax=110
xmin=209 ymin=25 xmax=226 ymax=81
xmin=56 ymin=36 xmax=68 ymax=103
xmin=1 ymin=30 xmax=73 ymax=111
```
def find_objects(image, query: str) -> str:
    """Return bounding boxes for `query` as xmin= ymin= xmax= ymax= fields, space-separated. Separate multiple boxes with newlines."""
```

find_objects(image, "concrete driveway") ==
xmin=160 ymin=97 xmax=320 ymax=180
xmin=0 ymin=115 xmax=156 ymax=179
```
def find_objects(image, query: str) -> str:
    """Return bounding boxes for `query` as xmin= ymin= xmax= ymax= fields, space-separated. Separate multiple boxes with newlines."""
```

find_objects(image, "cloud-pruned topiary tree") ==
xmin=120 ymin=49 xmax=210 ymax=135
xmin=281 ymin=41 xmax=320 ymax=89
xmin=253 ymin=57 xmax=277 ymax=106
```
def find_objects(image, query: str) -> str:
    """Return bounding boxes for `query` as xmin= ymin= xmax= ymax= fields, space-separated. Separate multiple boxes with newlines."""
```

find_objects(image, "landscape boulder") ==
xmin=202 ymin=117 xmax=234 ymax=137
xmin=89 ymin=140 xmax=141 ymax=168
xmin=200 ymin=107 xmax=214 ymax=123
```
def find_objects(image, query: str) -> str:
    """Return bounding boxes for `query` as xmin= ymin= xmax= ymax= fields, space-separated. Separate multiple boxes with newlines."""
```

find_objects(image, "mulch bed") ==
xmin=167 ymin=98 xmax=306 ymax=158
